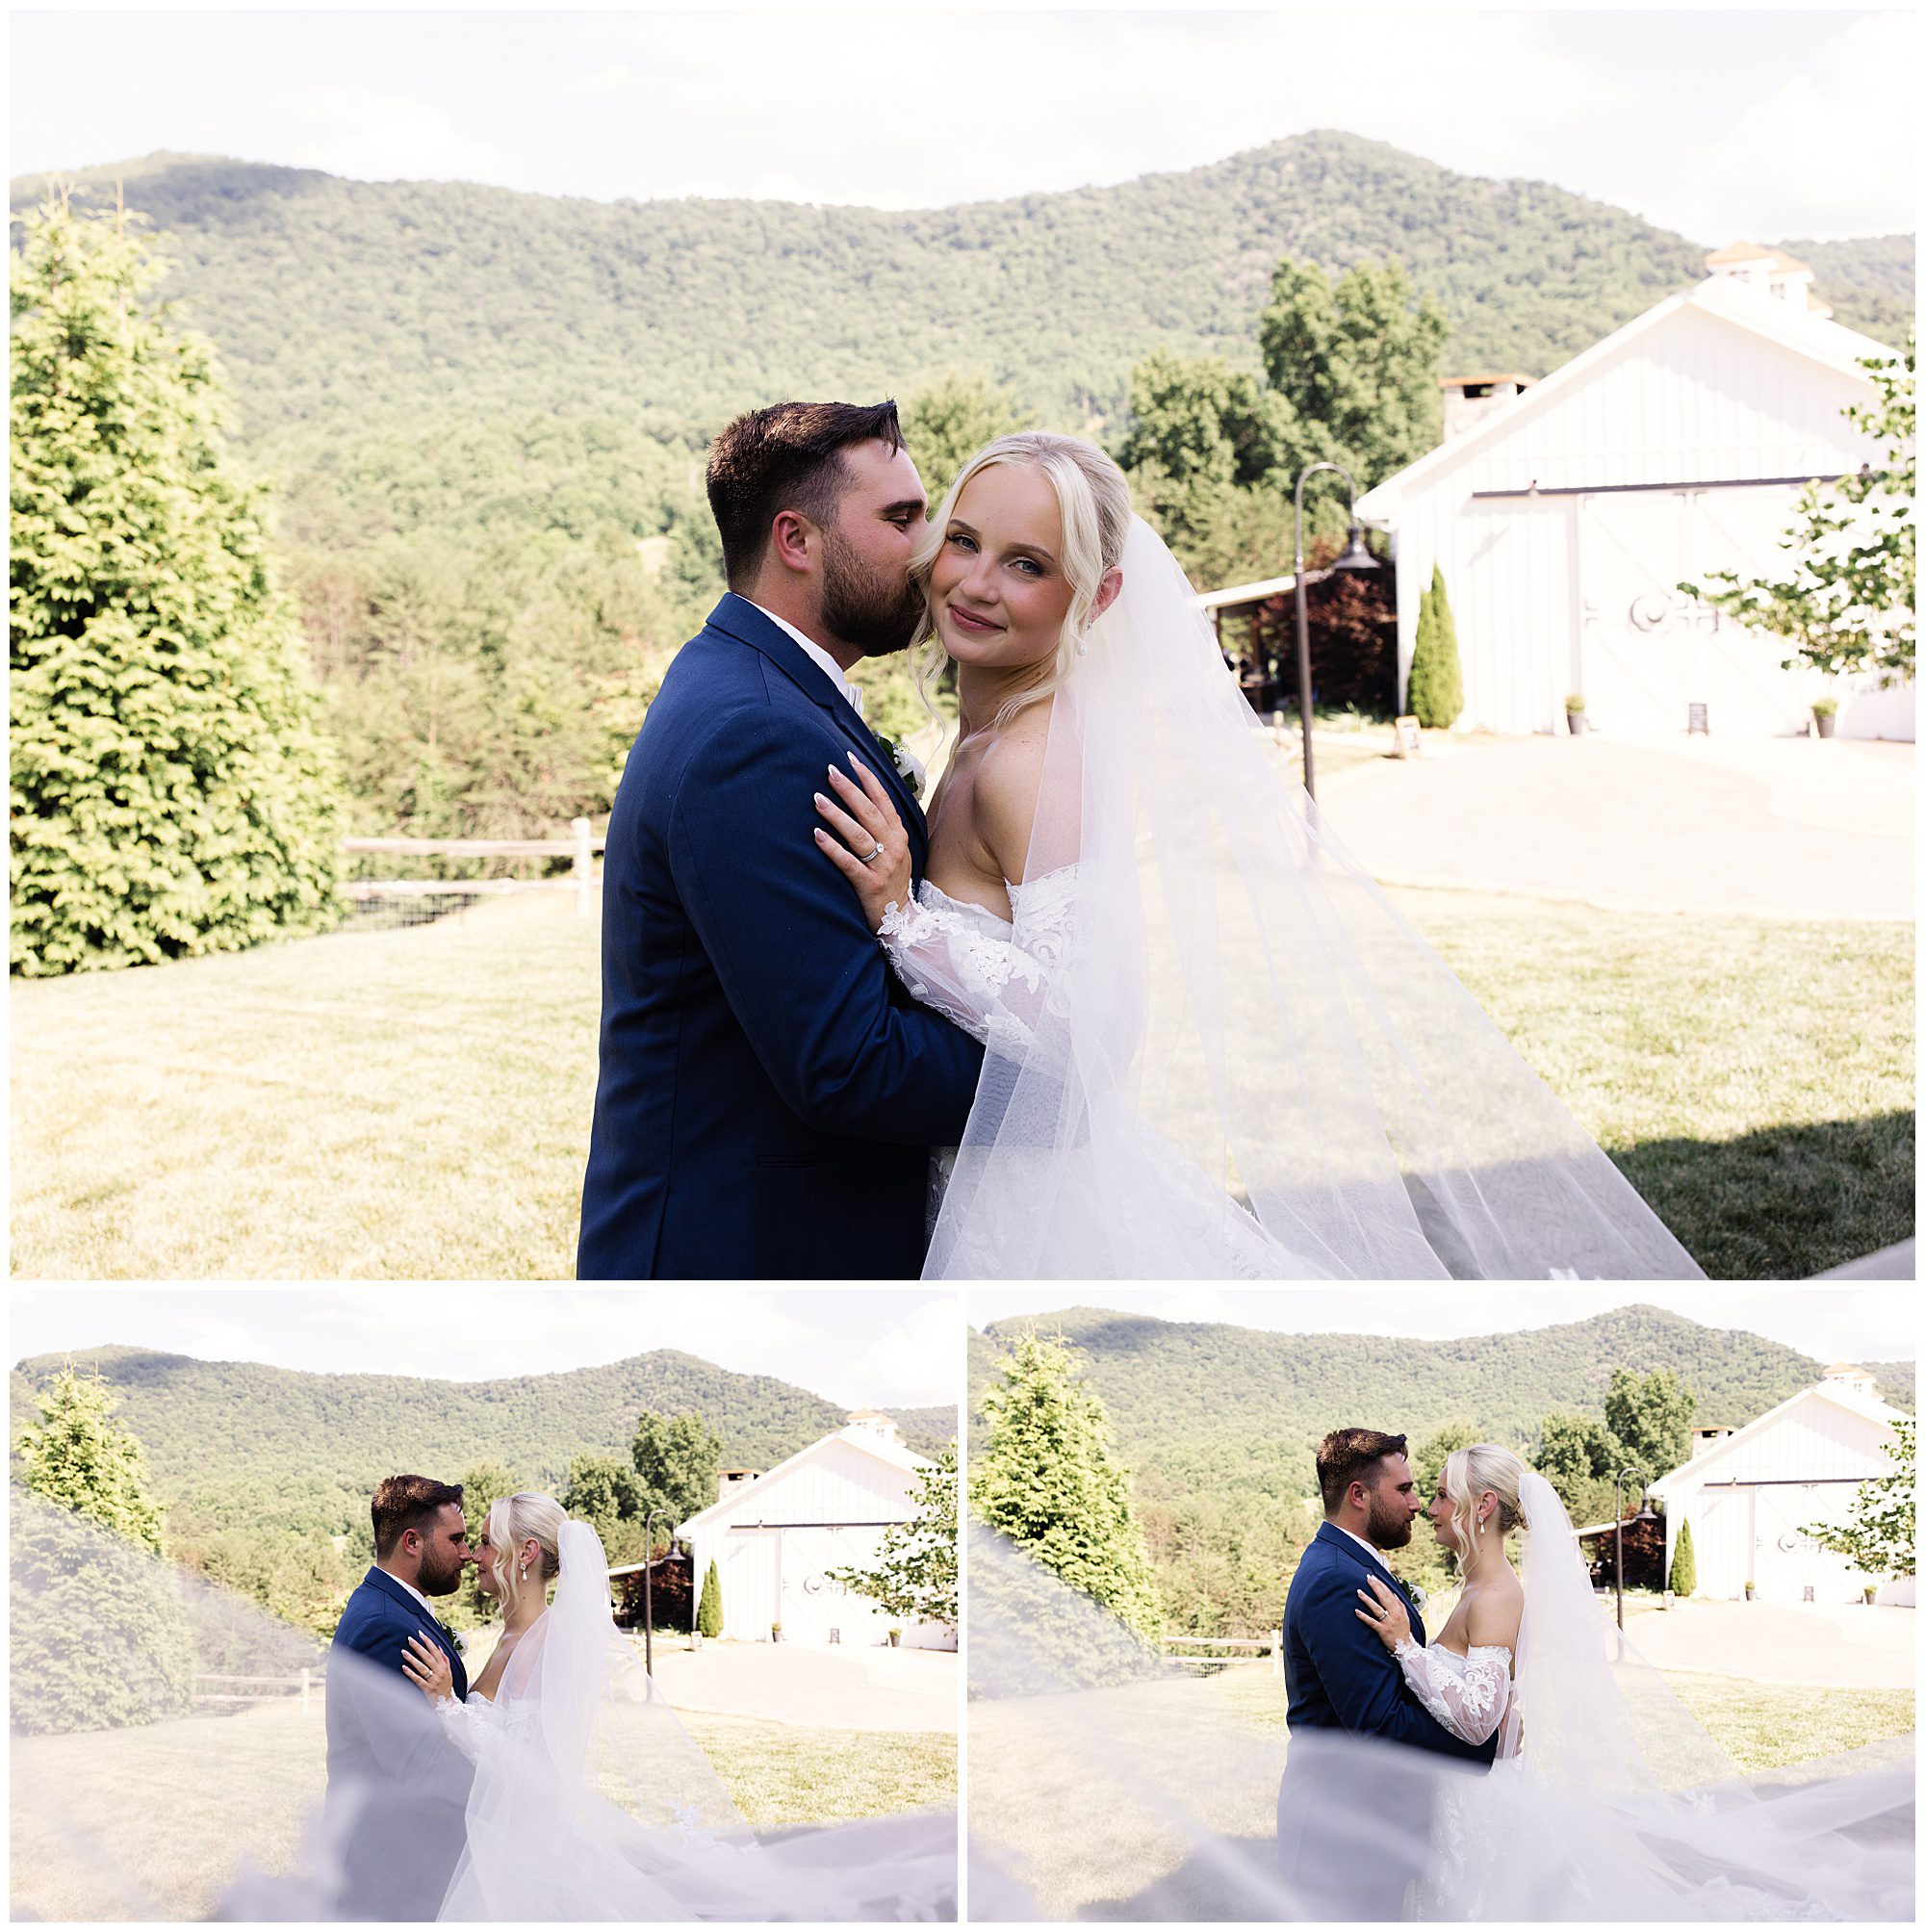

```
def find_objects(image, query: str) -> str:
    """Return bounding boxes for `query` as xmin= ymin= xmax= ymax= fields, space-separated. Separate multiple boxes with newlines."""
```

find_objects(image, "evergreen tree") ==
xmin=829 ymin=1442 xmax=958 ymax=1631
xmin=696 ymin=1558 xmax=723 ymax=1638
xmin=630 ymin=1409 xmax=724 ymax=1527
xmin=11 ymin=191 xmax=344 ymax=976
xmin=1406 ymin=563 xmax=1464 ymax=727
xmin=970 ymin=1329 xmax=1163 ymax=1640
xmin=15 ymin=1367 xmax=166 ymax=1550
xmin=1668 ymin=1516 xmax=1697 ymax=1597
xmin=1604 ymin=1368 xmax=1695 ymax=1480
xmin=901 ymin=373 xmax=1025 ymax=508
xmin=459 ymin=1459 xmax=521 ymax=1621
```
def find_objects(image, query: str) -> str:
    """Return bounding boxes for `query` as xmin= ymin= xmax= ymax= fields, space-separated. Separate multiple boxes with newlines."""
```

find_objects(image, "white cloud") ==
xmin=568 ymin=63 xmax=636 ymax=97
xmin=836 ymin=1296 xmax=962 ymax=1408
xmin=289 ymin=88 xmax=514 ymax=187
xmin=1666 ymin=13 xmax=1919 ymax=242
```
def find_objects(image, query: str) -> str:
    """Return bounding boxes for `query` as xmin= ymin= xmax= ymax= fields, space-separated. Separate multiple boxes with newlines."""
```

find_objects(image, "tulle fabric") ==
xmin=8 ymin=1496 xmax=954 ymax=1922
xmin=967 ymin=1520 xmax=1912 ymax=1920
xmin=917 ymin=516 xmax=1705 ymax=1279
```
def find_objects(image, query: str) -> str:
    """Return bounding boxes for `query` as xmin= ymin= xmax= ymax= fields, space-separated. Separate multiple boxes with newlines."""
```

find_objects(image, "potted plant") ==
xmin=770 ymin=1621 xmax=783 ymax=1643
xmin=1862 ymin=1584 xmax=1879 ymax=1606
xmin=1565 ymin=693 xmax=1588 ymax=735
xmin=1811 ymin=696 xmax=1839 ymax=739
xmin=887 ymin=1627 xmax=902 ymax=1648
xmin=1743 ymin=1581 xmax=1755 ymax=1602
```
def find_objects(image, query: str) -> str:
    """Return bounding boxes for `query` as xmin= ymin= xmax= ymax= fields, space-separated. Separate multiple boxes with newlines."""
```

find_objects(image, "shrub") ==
xmin=1406 ymin=563 xmax=1464 ymax=728
xmin=696 ymin=1558 xmax=723 ymax=1638
xmin=1668 ymin=1517 xmax=1697 ymax=1597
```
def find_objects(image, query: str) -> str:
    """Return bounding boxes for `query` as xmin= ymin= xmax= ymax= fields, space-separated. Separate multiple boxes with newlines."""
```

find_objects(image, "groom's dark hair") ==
xmin=1317 ymin=1429 xmax=1408 ymax=1514
xmin=372 ymin=1474 xmax=464 ymax=1558
xmin=706 ymin=399 xmax=906 ymax=586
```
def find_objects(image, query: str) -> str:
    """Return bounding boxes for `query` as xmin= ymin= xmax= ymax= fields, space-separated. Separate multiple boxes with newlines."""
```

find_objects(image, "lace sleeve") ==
xmin=1391 ymin=1642 xmax=1513 ymax=1745
xmin=432 ymin=1687 xmax=539 ymax=1765
xmin=878 ymin=868 xmax=1078 ymax=1060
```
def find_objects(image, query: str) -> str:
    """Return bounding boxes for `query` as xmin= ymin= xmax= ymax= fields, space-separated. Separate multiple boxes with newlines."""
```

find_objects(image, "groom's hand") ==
xmin=1354 ymin=1575 xmax=1412 ymax=1653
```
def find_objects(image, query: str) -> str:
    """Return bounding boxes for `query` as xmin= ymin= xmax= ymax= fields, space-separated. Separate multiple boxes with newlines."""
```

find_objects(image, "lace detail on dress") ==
xmin=877 ymin=868 xmax=1081 ymax=1056
xmin=1391 ymin=1639 xmax=1514 ymax=1747
xmin=433 ymin=1684 xmax=542 ymax=1764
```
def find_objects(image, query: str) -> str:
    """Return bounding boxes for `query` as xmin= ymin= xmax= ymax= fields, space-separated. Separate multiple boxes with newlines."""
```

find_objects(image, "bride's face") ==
xmin=473 ymin=1523 xmax=503 ymax=1598
xmin=928 ymin=463 xmax=1078 ymax=673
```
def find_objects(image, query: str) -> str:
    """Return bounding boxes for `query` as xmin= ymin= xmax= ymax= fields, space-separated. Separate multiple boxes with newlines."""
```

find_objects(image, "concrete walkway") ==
xmin=1318 ymin=733 xmax=1914 ymax=921
xmin=1621 ymin=1599 xmax=1914 ymax=1688
xmin=641 ymin=1638 xmax=959 ymax=1734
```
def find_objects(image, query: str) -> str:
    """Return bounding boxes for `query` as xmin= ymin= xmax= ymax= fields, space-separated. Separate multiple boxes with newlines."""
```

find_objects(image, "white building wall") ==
xmin=1379 ymin=296 xmax=1909 ymax=739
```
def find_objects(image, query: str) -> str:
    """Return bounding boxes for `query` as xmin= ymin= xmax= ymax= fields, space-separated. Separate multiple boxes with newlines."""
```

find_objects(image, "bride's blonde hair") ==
xmin=487 ymin=1491 xmax=565 ymax=1613
xmin=1439 ymin=1445 xmax=1528 ymax=1560
xmin=910 ymin=432 xmax=1133 ymax=731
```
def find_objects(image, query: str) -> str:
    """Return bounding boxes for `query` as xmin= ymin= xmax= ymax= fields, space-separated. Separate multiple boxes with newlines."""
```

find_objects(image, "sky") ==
xmin=9 ymin=7 xmax=1916 ymax=245
xmin=965 ymin=1286 xmax=1920 ymax=1366
xmin=7 ymin=1287 xmax=961 ymax=1409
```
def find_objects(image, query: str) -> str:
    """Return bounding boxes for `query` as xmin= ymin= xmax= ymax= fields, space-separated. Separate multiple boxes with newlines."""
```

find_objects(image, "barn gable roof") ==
xmin=1357 ymin=276 xmax=1889 ymax=521
xmin=1649 ymin=1380 xmax=1907 ymax=1498
xmin=674 ymin=1422 xmax=930 ymax=1538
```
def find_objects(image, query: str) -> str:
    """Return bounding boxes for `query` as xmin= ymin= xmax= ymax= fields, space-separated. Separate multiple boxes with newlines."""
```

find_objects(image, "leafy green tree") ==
xmin=1668 ymin=1516 xmax=1697 ymax=1597
xmin=970 ymin=1329 xmax=1163 ymax=1641
xmin=1258 ymin=256 xmax=1450 ymax=489
xmin=1533 ymin=1410 xmax=1629 ymax=1529
xmin=631 ymin=1409 xmax=724 ymax=1528
xmin=902 ymin=373 xmax=1025 ymax=508
xmin=456 ymin=1459 xmax=521 ymax=1621
xmin=1604 ymin=1368 xmax=1695 ymax=1480
xmin=1406 ymin=564 xmax=1464 ymax=727
xmin=1805 ymin=1418 xmax=1914 ymax=1582
xmin=15 ymin=1367 xmax=166 ymax=1550
xmin=696 ymin=1558 xmax=723 ymax=1638
xmin=830 ymin=1442 xmax=958 ymax=1630
xmin=561 ymin=1451 xmax=652 ymax=1567
xmin=10 ymin=191 xmax=343 ymax=976
xmin=1681 ymin=341 xmax=1914 ymax=683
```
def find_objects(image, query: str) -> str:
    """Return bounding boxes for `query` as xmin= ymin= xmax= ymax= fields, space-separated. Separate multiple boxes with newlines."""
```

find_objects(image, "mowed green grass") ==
xmin=12 ymin=886 xmax=1912 ymax=1278
xmin=9 ymin=1698 xmax=955 ymax=1922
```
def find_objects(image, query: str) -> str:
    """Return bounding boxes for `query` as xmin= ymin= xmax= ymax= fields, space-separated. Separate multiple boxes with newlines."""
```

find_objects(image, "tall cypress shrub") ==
xmin=1667 ymin=1517 xmax=1697 ymax=1598
xmin=11 ymin=190 xmax=342 ymax=977
xmin=696 ymin=1558 xmax=723 ymax=1638
xmin=1406 ymin=562 xmax=1464 ymax=728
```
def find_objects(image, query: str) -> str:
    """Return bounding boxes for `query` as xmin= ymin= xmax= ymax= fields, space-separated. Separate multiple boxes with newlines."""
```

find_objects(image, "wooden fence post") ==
xmin=572 ymin=818 xmax=594 ymax=919
xmin=1271 ymin=1629 xmax=1282 ymax=1675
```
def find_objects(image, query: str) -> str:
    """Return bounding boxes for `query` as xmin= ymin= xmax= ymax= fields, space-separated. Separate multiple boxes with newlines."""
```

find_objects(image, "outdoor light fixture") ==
xmin=1613 ymin=1466 xmax=1650 ymax=1631
xmin=1291 ymin=465 xmax=1376 ymax=801
xmin=642 ymin=1505 xmax=672 ymax=1674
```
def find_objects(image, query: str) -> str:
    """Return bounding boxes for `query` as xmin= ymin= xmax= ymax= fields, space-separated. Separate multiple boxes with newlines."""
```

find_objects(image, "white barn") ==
xmin=1357 ymin=249 xmax=1912 ymax=742
xmin=676 ymin=1413 xmax=953 ymax=1649
xmin=1650 ymin=1366 xmax=1913 ymax=1606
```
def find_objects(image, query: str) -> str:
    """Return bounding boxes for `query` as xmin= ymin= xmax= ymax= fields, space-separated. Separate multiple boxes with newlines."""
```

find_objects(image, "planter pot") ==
xmin=1743 ymin=1585 xmax=1755 ymax=1602
xmin=887 ymin=1633 xmax=901 ymax=1648
xmin=1814 ymin=712 xmax=1837 ymax=738
xmin=771 ymin=1630 xmax=783 ymax=1643
xmin=1566 ymin=712 xmax=1588 ymax=735
xmin=1662 ymin=1591 xmax=1674 ymax=1610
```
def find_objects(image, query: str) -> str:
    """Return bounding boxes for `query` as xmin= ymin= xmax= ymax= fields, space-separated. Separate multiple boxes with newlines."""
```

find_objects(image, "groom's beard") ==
xmin=1366 ymin=1493 xmax=1414 ymax=1550
xmin=820 ymin=525 xmax=923 ymax=659
xmin=416 ymin=1548 xmax=466 ymax=1597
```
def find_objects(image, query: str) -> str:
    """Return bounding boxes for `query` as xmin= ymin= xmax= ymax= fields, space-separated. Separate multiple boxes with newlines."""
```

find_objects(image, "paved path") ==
xmin=642 ymin=1638 xmax=958 ymax=1733
xmin=1621 ymin=1599 xmax=1914 ymax=1687
xmin=1318 ymin=734 xmax=1914 ymax=920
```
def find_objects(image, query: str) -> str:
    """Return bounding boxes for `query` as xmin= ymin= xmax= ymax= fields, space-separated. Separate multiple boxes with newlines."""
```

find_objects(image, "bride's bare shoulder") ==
xmin=1467 ymin=1568 xmax=1525 ymax=1649
xmin=971 ymin=705 xmax=1054 ymax=883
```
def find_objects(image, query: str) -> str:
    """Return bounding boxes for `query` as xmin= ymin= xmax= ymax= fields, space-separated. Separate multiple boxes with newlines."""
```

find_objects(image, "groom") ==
xmin=324 ymin=1476 xmax=474 ymax=1919
xmin=578 ymin=399 xmax=984 ymax=1279
xmin=1277 ymin=1429 xmax=1500 ymax=1919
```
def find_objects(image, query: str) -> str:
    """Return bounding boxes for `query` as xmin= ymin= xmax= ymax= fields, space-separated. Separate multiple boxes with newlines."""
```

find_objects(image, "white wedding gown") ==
xmin=878 ymin=517 xmax=1705 ymax=1281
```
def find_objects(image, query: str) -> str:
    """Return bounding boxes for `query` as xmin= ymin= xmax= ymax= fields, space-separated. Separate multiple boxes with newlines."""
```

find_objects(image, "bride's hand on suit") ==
xmin=1355 ymin=1575 xmax=1412 ymax=1651
xmin=814 ymin=757 xmax=912 ymax=930
xmin=402 ymin=1631 xmax=455 ymax=1703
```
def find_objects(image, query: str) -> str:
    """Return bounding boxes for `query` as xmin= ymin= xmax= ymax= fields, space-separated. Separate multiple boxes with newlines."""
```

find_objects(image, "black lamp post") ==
xmin=1292 ymin=461 xmax=1381 ymax=801
xmin=641 ymin=1506 xmax=672 ymax=1674
xmin=1612 ymin=1467 xmax=1656 ymax=1631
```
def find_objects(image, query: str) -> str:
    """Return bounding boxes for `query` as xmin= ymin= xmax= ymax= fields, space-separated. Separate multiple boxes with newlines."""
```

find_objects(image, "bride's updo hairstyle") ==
xmin=488 ymin=1491 xmax=565 ymax=1611
xmin=911 ymin=432 xmax=1133 ymax=729
xmin=1439 ymin=1445 xmax=1528 ymax=1560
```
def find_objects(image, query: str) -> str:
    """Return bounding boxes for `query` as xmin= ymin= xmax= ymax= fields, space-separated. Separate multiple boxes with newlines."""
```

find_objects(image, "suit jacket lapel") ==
xmin=706 ymin=595 xmax=931 ymax=854
xmin=1315 ymin=1522 xmax=1427 ymax=1647
xmin=364 ymin=1566 xmax=467 ymax=1688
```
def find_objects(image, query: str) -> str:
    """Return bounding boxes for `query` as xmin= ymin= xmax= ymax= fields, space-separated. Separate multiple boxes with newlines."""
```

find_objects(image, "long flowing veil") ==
xmin=966 ymin=1516 xmax=1912 ymax=1920
xmin=927 ymin=516 xmax=1704 ymax=1279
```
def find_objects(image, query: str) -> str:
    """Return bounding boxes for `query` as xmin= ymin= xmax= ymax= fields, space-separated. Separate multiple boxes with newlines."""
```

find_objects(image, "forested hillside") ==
xmin=969 ymin=1306 xmax=1914 ymax=1631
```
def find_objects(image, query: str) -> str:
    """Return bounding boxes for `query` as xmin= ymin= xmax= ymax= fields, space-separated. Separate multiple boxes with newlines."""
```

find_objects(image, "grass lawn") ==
xmin=10 ymin=1697 xmax=953 ymax=1922
xmin=967 ymin=1662 xmax=1915 ymax=1919
xmin=13 ymin=885 xmax=1912 ymax=1277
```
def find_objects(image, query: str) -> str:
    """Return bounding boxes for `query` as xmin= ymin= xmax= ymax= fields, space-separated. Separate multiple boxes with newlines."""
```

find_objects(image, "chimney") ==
xmin=1439 ymin=373 xmax=1533 ymax=441
xmin=1703 ymin=243 xmax=1832 ymax=319
xmin=716 ymin=1467 xmax=760 ymax=1503
xmin=1821 ymin=1364 xmax=1878 ymax=1399
xmin=845 ymin=1409 xmax=901 ymax=1447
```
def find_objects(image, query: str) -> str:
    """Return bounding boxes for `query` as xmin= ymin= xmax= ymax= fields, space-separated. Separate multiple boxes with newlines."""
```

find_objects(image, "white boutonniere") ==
xmin=433 ymin=1616 xmax=468 ymax=1655
xmin=1405 ymin=1583 xmax=1426 ymax=1612
xmin=869 ymin=731 xmax=925 ymax=799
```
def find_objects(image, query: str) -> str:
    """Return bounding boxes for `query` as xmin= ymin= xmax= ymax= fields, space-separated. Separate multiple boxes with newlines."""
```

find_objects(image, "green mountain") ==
xmin=10 ymin=1342 xmax=955 ymax=1536
xmin=969 ymin=1305 xmax=1913 ymax=1631
xmin=12 ymin=135 xmax=1912 ymax=546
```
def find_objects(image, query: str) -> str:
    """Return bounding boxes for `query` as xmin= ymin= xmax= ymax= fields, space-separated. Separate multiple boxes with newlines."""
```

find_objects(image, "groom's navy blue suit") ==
xmin=325 ymin=1566 xmax=473 ymax=1919
xmin=578 ymin=594 xmax=984 ymax=1280
xmin=1277 ymin=1522 xmax=1499 ymax=1918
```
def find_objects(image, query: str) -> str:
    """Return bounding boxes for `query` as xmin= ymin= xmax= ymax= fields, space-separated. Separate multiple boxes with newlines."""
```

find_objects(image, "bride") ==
xmin=811 ymin=432 xmax=1703 ymax=1280
xmin=367 ymin=1492 xmax=953 ymax=1920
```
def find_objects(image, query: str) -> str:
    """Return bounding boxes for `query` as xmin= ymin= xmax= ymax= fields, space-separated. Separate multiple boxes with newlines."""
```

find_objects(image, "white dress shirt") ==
xmin=1333 ymin=1523 xmax=1395 ymax=1573
xmin=377 ymin=1564 xmax=440 ymax=1623
xmin=744 ymin=599 xmax=865 ymax=718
